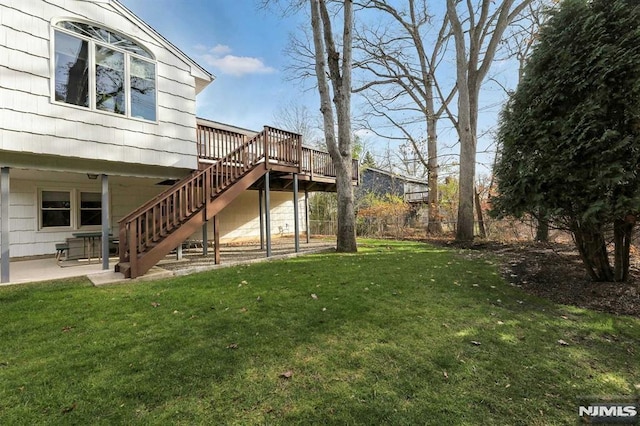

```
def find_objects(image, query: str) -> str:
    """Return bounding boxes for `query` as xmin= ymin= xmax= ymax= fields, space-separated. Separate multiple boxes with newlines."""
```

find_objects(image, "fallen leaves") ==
xmin=151 ymin=302 xmax=160 ymax=308
xmin=311 ymin=294 xmax=318 ymax=300
xmin=280 ymin=370 xmax=293 ymax=379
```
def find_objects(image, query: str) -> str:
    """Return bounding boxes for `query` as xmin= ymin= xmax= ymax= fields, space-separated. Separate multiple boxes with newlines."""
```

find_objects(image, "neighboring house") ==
xmin=357 ymin=167 xmax=428 ymax=204
xmin=0 ymin=0 xmax=355 ymax=282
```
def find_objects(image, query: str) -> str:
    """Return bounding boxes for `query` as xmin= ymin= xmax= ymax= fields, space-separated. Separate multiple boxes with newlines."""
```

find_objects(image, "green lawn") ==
xmin=0 ymin=240 xmax=638 ymax=425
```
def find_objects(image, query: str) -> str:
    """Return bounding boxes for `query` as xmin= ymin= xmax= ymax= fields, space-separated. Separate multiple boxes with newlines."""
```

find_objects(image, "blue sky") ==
xmin=120 ymin=0 xmax=307 ymax=131
xmin=119 ymin=0 xmax=519 ymax=176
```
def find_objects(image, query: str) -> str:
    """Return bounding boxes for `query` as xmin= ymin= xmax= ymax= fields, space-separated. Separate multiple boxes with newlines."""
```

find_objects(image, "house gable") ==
xmin=110 ymin=0 xmax=213 ymax=93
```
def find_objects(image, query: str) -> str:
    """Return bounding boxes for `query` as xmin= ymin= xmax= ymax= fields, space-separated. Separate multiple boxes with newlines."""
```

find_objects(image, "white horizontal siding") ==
xmin=4 ymin=173 xmax=167 ymax=258
xmin=203 ymin=191 xmax=307 ymax=243
xmin=0 ymin=0 xmax=206 ymax=172
xmin=110 ymin=178 xmax=165 ymax=225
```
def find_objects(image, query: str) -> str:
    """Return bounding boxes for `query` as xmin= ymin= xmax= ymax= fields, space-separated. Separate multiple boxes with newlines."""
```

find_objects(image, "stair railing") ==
xmin=117 ymin=126 xmax=302 ymax=275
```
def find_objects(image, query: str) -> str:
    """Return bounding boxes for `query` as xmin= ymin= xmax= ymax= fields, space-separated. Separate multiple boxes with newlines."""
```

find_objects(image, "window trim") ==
xmin=39 ymin=189 xmax=75 ymax=231
xmin=79 ymin=191 xmax=103 ymax=228
xmin=50 ymin=17 xmax=158 ymax=123
xmin=38 ymin=188 xmax=108 ymax=232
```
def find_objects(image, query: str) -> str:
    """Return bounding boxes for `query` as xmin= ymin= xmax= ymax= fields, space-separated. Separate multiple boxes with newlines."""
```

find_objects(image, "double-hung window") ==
xmin=53 ymin=20 xmax=157 ymax=121
xmin=41 ymin=191 xmax=72 ymax=228
xmin=39 ymin=190 xmax=103 ymax=230
xmin=79 ymin=192 xmax=102 ymax=226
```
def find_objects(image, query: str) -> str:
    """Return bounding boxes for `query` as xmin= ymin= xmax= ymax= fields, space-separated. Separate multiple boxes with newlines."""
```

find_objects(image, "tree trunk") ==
xmin=335 ymin=159 xmax=357 ymax=251
xmin=309 ymin=0 xmax=357 ymax=253
xmin=447 ymin=0 xmax=534 ymax=242
xmin=449 ymin=0 xmax=476 ymax=242
xmin=536 ymin=217 xmax=549 ymax=242
xmin=613 ymin=216 xmax=635 ymax=282
xmin=426 ymin=81 xmax=443 ymax=235
xmin=456 ymin=126 xmax=477 ymax=241
xmin=426 ymin=123 xmax=442 ymax=234
xmin=572 ymin=222 xmax=614 ymax=282
xmin=474 ymin=188 xmax=486 ymax=238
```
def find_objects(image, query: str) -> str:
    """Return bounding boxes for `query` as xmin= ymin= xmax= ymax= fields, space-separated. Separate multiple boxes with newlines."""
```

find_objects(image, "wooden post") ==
xmin=213 ymin=215 xmax=220 ymax=264
xmin=129 ymin=224 xmax=138 ymax=279
xmin=298 ymin=135 xmax=303 ymax=173
xmin=264 ymin=126 xmax=270 ymax=170
xmin=310 ymin=150 xmax=315 ymax=180
xmin=1 ymin=167 xmax=10 ymax=283
xmin=293 ymin=174 xmax=300 ymax=253
xmin=101 ymin=174 xmax=110 ymax=270
xmin=202 ymin=220 xmax=208 ymax=256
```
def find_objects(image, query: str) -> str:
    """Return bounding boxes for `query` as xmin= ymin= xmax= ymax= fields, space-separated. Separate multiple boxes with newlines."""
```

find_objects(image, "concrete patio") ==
xmin=2 ymin=238 xmax=336 ymax=287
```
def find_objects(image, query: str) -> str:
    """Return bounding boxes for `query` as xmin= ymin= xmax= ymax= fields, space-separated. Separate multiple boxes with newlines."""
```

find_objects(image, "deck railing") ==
xmin=197 ymin=125 xmax=247 ymax=160
xmin=404 ymin=191 xmax=429 ymax=203
xmin=198 ymin=123 xmax=359 ymax=181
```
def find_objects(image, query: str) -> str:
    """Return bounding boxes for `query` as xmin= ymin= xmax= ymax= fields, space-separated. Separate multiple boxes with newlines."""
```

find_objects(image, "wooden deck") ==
xmin=117 ymin=124 xmax=357 ymax=279
xmin=197 ymin=123 xmax=358 ymax=188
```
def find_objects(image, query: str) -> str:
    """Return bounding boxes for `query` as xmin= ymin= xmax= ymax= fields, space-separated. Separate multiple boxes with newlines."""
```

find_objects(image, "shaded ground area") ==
xmin=158 ymin=238 xmax=335 ymax=273
xmin=425 ymin=238 xmax=640 ymax=317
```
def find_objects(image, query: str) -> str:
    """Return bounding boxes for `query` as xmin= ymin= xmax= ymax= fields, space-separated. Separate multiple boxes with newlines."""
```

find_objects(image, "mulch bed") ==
xmin=423 ymin=238 xmax=640 ymax=318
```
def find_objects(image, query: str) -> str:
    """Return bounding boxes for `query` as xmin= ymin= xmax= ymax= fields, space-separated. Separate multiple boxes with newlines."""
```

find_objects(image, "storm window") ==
xmin=54 ymin=20 xmax=157 ymax=121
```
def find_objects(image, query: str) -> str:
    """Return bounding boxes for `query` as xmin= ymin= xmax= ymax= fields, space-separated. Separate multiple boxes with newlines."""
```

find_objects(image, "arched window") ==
xmin=53 ymin=20 xmax=157 ymax=121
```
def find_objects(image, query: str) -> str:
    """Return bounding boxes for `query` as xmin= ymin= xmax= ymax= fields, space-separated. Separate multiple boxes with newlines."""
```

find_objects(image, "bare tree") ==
xmin=310 ymin=0 xmax=357 ymax=251
xmin=446 ymin=0 xmax=533 ymax=241
xmin=501 ymin=0 xmax=555 ymax=82
xmin=273 ymin=102 xmax=323 ymax=147
xmin=263 ymin=0 xmax=357 ymax=252
xmin=396 ymin=139 xmax=428 ymax=179
xmin=354 ymin=0 xmax=455 ymax=234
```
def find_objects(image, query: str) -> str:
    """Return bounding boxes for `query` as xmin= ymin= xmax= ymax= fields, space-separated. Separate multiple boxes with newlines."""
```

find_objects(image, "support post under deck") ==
xmin=293 ymin=174 xmax=299 ymax=253
xmin=265 ymin=172 xmax=271 ymax=257
xmin=305 ymin=188 xmax=310 ymax=244
xmin=1 ymin=167 xmax=10 ymax=283
xmin=202 ymin=221 xmax=208 ymax=256
xmin=258 ymin=188 xmax=264 ymax=250
xmin=101 ymin=174 xmax=110 ymax=270
xmin=213 ymin=215 xmax=220 ymax=264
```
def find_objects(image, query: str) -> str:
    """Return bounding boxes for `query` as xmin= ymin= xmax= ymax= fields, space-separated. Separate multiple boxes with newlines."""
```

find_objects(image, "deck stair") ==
xmin=116 ymin=126 xmax=302 ymax=278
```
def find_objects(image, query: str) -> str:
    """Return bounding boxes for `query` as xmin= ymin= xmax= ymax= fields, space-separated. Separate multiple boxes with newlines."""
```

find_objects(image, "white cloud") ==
xmin=210 ymin=44 xmax=232 ymax=55
xmin=199 ymin=45 xmax=275 ymax=77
